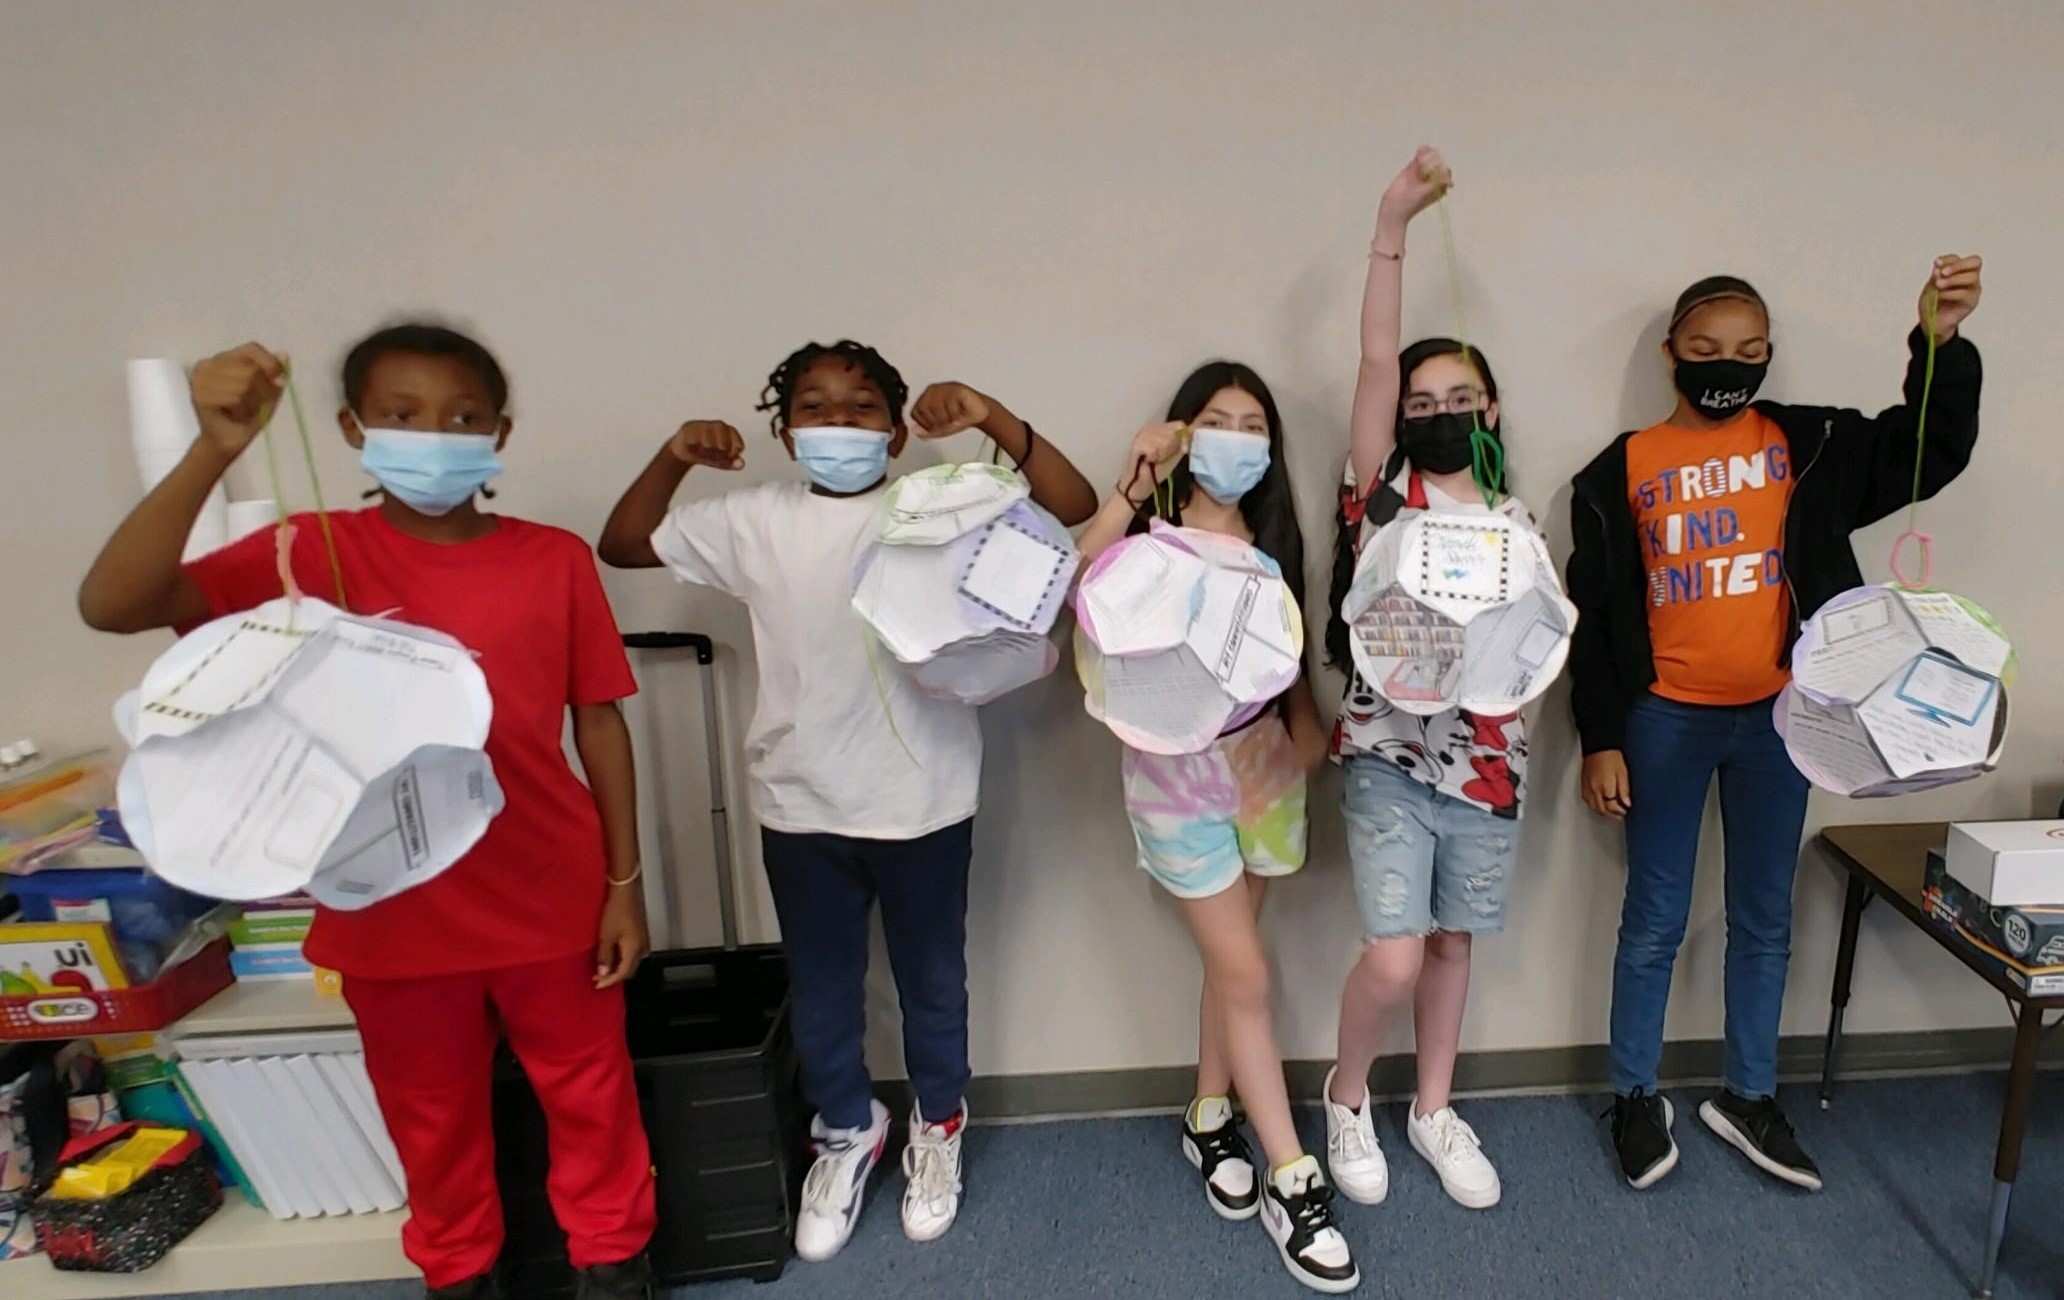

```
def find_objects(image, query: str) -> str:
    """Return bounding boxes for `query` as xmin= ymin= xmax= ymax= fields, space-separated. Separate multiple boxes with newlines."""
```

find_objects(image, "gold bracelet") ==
xmin=607 ymin=864 xmax=643 ymax=887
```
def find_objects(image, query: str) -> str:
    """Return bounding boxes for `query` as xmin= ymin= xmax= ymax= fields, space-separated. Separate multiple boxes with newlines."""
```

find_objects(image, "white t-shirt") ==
xmin=1334 ymin=475 xmax=1534 ymax=820
xmin=652 ymin=481 xmax=982 ymax=839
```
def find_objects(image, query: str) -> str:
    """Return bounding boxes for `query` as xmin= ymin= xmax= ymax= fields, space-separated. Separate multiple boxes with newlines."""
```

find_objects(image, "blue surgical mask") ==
xmin=357 ymin=425 xmax=504 ymax=516
xmin=792 ymin=425 xmax=891 ymax=494
xmin=1187 ymin=428 xmax=1271 ymax=502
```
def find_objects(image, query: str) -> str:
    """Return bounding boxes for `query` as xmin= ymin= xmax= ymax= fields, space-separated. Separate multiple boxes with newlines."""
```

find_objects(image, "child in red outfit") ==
xmin=79 ymin=326 xmax=658 ymax=1300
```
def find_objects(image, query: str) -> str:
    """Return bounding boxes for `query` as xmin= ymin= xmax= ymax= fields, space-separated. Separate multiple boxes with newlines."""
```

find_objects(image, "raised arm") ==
xmin=1350 ymin=148 xmax=1452 ymax=496
xmin=596 ymin=421 xmax=743 ymax=569
xmin=78 ymin=344 xmax=283 ymax=633
xmin=1844 ymin=255 xmax=1985 ymax=530
xmin=910 ymin=383 xmax=1098 ymax=525
xmin=1077 ymin=421 xmax=1186 ymax=563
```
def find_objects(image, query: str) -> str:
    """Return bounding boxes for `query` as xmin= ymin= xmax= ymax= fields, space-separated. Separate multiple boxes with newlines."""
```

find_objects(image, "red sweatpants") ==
xmin=345 ymin=951 xmax=657 ymax=1288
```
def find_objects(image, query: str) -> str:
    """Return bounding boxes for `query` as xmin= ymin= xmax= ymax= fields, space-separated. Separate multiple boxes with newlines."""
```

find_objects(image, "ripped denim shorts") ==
xmin=1341 ymin=754 xmax=1518 ymax=939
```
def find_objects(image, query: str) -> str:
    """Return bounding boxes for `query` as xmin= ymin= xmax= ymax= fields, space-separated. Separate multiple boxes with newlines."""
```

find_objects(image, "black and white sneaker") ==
xmin=1606 ymin=1088 xmax=1678 ymax=1190
xmin=1258 ymin=1155 xmax=1359 ymax=1295
xmin=1700 ymin=1091 xmax=1823 ymax=1191
xmin=1181 ymin=1096 xmax=1259 ymax=1220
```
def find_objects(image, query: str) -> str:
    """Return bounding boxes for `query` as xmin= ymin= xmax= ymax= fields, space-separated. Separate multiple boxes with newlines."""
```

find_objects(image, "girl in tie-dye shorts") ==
xmin=1121 ymin=710 xmax=1308 ymax=899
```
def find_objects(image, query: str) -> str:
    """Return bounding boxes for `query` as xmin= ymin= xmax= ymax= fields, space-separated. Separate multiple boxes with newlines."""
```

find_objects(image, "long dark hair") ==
xmin=1131 ymin=361 xmax=1305 ymax=597
xmin=1324 ymin=338 xmax=1503 ymax=672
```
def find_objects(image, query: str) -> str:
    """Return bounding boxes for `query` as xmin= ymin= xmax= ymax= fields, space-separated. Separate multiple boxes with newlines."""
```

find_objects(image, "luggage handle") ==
xmin=623 ymin=631 xmax=738 ymax=951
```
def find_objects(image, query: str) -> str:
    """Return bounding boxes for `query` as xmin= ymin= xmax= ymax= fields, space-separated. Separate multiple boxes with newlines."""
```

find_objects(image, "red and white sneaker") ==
xmin=900 ymin=1102 xmax=967 ymax=1243
xmin=794 ymin=1100 xmax=890 ymax=1263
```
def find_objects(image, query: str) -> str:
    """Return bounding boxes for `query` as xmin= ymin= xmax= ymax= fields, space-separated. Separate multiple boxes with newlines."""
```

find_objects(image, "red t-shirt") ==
xmin=182 ymin=508 xmax=636 ymax=979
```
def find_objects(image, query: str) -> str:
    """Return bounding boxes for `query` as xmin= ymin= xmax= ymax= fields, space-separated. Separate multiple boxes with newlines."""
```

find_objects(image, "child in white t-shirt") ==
xmin=598 ymin=340 xmax=1094 ymax=1264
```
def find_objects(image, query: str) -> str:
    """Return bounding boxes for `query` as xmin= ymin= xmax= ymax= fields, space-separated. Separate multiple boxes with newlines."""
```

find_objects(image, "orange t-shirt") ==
xmin=1624 ymin=410 xmax=1796 ymax=705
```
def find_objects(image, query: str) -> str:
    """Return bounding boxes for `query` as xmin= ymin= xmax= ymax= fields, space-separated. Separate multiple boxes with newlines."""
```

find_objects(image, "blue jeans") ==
xmin=1608 ymin=694 xmax=1810 ymax=1099
xmin=762 ymin=819 xmax=974 ymax=1131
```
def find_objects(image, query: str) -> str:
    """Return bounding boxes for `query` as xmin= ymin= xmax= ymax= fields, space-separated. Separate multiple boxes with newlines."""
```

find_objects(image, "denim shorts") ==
xmin=1341 ymin=754 xmax=1518 ymax=939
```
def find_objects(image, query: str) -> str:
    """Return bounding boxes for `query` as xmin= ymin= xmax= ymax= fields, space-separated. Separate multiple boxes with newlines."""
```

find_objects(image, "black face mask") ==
xmin=1670 ymin=355 xmax=1768 ymax=420
xmin=1399 ymin=411 xmax=1495 ymax=476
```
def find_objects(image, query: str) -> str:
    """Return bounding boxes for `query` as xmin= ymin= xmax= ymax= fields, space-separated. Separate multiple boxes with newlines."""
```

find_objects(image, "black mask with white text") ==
xmin=1670 ymin=356 xmax=1768 ymax=420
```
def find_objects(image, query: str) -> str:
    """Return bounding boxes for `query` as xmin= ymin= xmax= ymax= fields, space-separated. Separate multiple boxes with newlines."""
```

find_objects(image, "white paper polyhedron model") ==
xmin=1074 ymin=524 xmax=1305 ymax=755
xmin=850 ymin=464 xmax=1079 ymax=705
xmin=1775 ymin=584 xmax=2015 ymax=797
xmin=1342 ymin=509 xmax=1575 ymax=716
xmin=114 ymin=597 xmax=503 ymax=909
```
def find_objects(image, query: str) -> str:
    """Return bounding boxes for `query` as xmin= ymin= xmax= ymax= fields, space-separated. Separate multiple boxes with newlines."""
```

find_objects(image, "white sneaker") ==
xmin=900 ymin=1102 xmax=966 ymax=1243
xmin=1320 ymin=1066 xmax=1389 ymax=1205
xmin=1259 ymin=1154 xmax=1359 ymax=1294
xmin=794 ymin=1100 xmax=890 ymax=1263
xmin=1406 ymin=1098 xmax=1501 ymax=1209
xmin=1181 ymin=1095 xmax=1259 ymax=1220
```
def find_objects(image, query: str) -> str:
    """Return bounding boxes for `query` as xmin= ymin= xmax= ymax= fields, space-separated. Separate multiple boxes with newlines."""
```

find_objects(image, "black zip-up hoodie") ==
xmin=1565 ymin=327 xmax=1982 ymax=755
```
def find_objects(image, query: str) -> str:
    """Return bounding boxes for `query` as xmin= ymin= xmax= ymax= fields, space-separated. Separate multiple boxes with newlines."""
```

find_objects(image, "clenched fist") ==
xmin=189 ymin=343 xmax=286 ymax=459
xmin=909 ymin=382 xmax=991 ymax=440
xmin=668 ymin=420 xmax=745 ymax=470
xmin=1922 ymin=254 xmax=1983 ymax=343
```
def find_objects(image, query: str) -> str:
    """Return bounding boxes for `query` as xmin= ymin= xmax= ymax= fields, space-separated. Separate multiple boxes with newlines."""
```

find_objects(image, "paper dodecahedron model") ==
xmin=115 ymin=597 xmax=503 ymax=909
xmin=1341 ymin=509 xmax=1575 ymax=716
xmin=850 ymin=464 xmax=1080 ymax=706
xmin=1074 ymin=523 xmax=1304 ymax=755
xmin=1775 ymin=584 xmax=2015 ymax=797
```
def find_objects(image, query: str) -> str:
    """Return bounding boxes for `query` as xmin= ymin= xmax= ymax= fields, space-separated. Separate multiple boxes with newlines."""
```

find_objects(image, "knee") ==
xmin=1351 ymin=940 xmax=1424 ymax=1004
xmin=1210 ymin=950 xmax=1273 ymax=1014
xmin=1425 ymin=929 xmax=1473 ymax=965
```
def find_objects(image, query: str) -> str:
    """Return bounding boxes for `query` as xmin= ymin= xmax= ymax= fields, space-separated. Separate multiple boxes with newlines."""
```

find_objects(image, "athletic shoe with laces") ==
xmin=1180 ymin=1095 xmax=1259 ymax=1220
xmin=575 ymin=1251 xmax=653 ymax=1300
xmin=1320 ymin=1066 xmax=1389 ymax=1206
xmin=795 ymin=1099 xmax=891 ymax=1262
xmin=1605 ymin=1087 xmax=1677 ymax=1190
xmin=1258 ymin=1154 xmax=1359 ymax=1294
xmin=1406 ymin=1099 xmax=1501 ymax=1209
xmin=901 ymin=1101 xmax=967 ymax=1243
xmin=1700 ymin=1090 xmax=1823 ymax=1191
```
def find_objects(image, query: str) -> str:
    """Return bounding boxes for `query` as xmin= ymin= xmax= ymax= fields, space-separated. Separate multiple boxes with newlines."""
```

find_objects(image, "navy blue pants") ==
xmin=761 ymin=819 xmax=974 ymax=1131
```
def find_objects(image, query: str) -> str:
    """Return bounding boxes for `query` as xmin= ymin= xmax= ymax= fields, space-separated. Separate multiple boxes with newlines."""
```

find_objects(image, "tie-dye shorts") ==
xmin=1121 ymin=712 xmax=1308 ymax=900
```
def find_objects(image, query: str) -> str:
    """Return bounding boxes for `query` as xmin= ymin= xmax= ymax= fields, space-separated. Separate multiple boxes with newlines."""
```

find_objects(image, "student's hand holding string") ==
xmin=909 ymin=382 xmax=991 ymax=439
xmin=1581 ymin=750 xmax=1633 ymax=820
xmin=668 ymin=420 xmax=745 ymax=470
xmin=189 ymin=343 xmax=286 ymax=461
xmin=1921 ymin=254 xmax=1983 ymax=342
xmin=1117 ymin=420 xmax=1188 ymax=504
xmin=1374 ymin=146 xmax=1451 ymax=248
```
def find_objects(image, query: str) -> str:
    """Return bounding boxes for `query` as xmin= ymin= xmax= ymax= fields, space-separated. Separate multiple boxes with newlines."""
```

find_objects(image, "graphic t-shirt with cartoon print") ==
xmin=1332 ymin=469 xmax=1532 ymax=820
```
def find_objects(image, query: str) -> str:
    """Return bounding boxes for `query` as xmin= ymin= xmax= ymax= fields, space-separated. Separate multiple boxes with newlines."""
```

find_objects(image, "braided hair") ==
xmin=754 ymin=339 xmax=909 ymax=436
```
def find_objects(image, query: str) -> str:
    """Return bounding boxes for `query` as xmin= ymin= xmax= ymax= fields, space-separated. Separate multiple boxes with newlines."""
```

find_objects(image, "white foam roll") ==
xmin=225 ymin=498 xmax=279 ymax=544
xmin=127 ymin=358 xmax=230 ymax=561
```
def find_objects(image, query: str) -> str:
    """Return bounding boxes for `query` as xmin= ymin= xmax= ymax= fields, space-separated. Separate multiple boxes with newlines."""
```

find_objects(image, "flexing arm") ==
xmin=78 ymin=344 xmax=284 ymax=632
xmin=911 ymin=383 xmax=1098 ymax=525
xmin=596 ymin=422 xmax=743 ymax=569
xmin=574 ymin=701 xmax=649 ymax=988
xmin=1349 ymin=148 xmax=1451 ymax=496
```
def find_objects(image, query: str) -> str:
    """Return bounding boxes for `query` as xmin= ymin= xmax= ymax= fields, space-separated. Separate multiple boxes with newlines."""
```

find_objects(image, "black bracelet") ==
xmin=1010 ymin=424 xmax=1037 ymax=471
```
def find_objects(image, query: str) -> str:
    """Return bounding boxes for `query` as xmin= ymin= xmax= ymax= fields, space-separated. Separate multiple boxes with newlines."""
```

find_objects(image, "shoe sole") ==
xmin=1625 ymin=1098 xmax=1679 ymax=1191
xmin=1182 ymin=1134 xmax=1262 ymax=1220
xmin=1405 ymin=1124 xmax=1500 ymax=1210
xmin=1262 ymin=1212 xmax=1361 ymax=1295
xmin=1698 ymin=1101 xmax=1824 ymax=1192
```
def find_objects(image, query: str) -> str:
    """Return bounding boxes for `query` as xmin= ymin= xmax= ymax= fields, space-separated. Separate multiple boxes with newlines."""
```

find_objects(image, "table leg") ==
xmin=1819 ymin=876 xmax=1870 ymax=1108
xmin=1975 ymin=1001 xmax=2044 ymax=1299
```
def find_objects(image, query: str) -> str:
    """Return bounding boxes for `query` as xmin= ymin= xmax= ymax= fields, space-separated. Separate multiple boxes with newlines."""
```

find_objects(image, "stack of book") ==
xmin=228 ymin=897 xmax=317 ymax=982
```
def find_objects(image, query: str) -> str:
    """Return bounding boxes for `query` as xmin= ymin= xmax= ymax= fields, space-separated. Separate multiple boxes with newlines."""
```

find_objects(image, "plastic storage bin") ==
xmin=493 ymin=633 xmax=804 ymax=1294
xmin=4 ymin=868 xmax=214 ymax=982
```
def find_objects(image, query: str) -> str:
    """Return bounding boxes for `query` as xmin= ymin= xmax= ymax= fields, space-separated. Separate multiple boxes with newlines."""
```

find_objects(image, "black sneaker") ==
xmin=1606 ymin=1087 xmax=1679 ymax=1189
xmin=1180 ymin=1096 xmax=1260 ymax=1221
xmin=426 ymin=1275 xmax=500 ymax=1300
xmin=1258 ymin=1155 xmax=1359 ymax=1294
xmin=1700 ymin=1091 xmax=1823 ymax=1191
xmin=575 ymin=1251 xmax=655 ymax=1300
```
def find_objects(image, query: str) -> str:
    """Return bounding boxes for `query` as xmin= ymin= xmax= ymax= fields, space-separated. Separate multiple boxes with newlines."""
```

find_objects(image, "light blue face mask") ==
xmin=1187 ymin=428 xmax=1271 ymax=502
xmin=358 ymin=425 xmax=504 ymax=516
xmin=792 ymin=425 xmax=891 ymax=494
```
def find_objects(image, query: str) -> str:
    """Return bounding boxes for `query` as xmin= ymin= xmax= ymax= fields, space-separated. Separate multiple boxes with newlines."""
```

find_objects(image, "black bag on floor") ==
xmin=495 ymin=633 xmax=805 ymax=1294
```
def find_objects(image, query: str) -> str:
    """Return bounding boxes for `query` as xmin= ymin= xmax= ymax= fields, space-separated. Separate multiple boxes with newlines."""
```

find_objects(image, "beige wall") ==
xmin=5 ymin=1 xmax=2062 ymax=1083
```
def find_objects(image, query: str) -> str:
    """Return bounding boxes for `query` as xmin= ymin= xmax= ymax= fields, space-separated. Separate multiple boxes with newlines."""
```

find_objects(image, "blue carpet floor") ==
xmin=120 ymin=1071 xmax=2064 ymax=1299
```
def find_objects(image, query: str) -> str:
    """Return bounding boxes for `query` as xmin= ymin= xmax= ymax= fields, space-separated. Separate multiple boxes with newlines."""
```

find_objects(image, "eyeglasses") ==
xmin=1402 ymin=389 xmax=1488 ymax=419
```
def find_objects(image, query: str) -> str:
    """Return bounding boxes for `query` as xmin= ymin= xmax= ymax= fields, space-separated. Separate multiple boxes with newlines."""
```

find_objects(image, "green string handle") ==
xmin=1434 ymin=192 xmax=1504 ymax=509
xmin=252 ymin=362 xmax=350 ymax=620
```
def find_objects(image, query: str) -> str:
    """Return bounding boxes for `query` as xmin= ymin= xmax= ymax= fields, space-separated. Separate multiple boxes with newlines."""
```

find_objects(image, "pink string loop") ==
xmin=1889 ymin=528 xmax=1934 ymax=591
